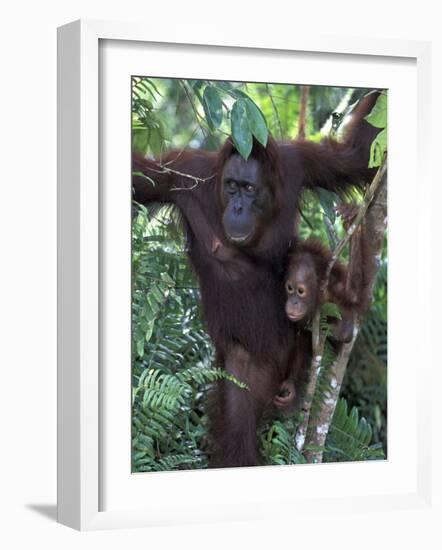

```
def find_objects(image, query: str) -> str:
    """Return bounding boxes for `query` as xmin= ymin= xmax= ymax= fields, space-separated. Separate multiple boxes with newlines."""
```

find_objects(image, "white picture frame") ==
xmin=57 ymin=19 xmax=432 ymax=531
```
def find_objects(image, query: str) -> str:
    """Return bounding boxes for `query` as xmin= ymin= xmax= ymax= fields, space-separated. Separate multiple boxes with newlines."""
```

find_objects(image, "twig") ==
xmin=180 ymin=80 xmax=210 ymax=139
xmin=266 ymin=84 xmax=283 ymax=139
xmin=180 ymin=80 xmax=230 ymax=140
xmin=136 ymin=165 xmax=216 ymax=190
xmin=160 ymin=126 xmax=200 ymax=166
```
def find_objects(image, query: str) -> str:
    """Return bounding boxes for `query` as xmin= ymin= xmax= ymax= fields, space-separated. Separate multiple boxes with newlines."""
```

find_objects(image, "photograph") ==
xmin=131 ymin=77 xmax=388 ymax=472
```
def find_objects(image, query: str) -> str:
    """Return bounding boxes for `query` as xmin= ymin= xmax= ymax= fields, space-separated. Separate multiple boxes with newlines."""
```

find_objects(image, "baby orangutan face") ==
xmin=284 ymin=255 xmax=318 ymax=323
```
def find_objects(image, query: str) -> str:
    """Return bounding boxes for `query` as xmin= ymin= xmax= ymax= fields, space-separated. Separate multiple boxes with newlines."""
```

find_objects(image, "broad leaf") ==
xmin=231 ymin=99 xmax=253 ymax=159
xmin=365 ymin=93 xmax=387 ymax=129
xmin=245 ymin=98 xmax=268 ymax=147
xmin=368 ymin=128 xmax=387 ymax=168
xmin=202 ymin=86 xmax=223 ymax=129
xmin=216 ymin=82 xmax=248 ymax=99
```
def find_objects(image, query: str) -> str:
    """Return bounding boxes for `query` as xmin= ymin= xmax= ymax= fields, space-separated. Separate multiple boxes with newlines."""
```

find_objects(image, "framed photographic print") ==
xmin=57 ymin=19 xmax=432 ymax=530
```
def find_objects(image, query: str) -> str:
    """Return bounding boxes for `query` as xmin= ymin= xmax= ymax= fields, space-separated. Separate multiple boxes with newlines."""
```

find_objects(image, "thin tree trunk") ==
xmin=298 ymin=85 xmax=310 ymax=139
xmin=295 ymin=312 xmax=326 ymax=452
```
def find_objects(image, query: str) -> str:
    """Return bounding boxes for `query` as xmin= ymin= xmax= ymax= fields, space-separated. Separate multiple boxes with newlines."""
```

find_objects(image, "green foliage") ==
xmin=132 ymin=78 xmax=271 ymax=159
xmin=231 ymin=99 xmax=254 ymax=159
xmin=260 ymin=417 xmax=306 ymax=465
xmin=244 ymin=98 xmax=268 ymax=147
xmin=132 ymin=77 xmax=167 ymax=156
xmin=202 ymin=85 xmax=223 ymax=129
xmin=323 ymin=399 xmax=385 ymax=462
xmin=368 ymin=128 xmax=387 ymax=168
xmin=131 ymin=79 xmax=388 ymax=470
xmin=365 ymin=92 xmax=388 ymax=167
xmin=340 ymin=261 xmax=388 ymax=447
xmin=319 ymin=302 xmax=342 ymax=336
xmin=365 ymin=93 xmax=387 ymax=128
xmin=200 ymin=83 xmax=269 ymax=159
xmin=132 ymin=203 xmax=248 ymax=472
xmin=229 ymin=96 xmax=269 ymax=158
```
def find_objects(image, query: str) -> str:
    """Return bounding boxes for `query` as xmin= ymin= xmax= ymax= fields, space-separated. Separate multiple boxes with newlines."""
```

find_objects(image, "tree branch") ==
xmin=134 ymin=165 xmax=216 ymax=191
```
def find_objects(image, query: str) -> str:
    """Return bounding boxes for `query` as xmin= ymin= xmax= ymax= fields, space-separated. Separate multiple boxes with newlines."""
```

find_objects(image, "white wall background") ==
xmin=0 ymin=1 xmax=440 ymax=547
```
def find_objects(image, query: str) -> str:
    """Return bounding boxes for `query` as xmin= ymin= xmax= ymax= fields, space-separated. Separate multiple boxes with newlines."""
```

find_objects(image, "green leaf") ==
xmin=368 ymin=128 xmax=387 ymax=168
xmin=132 ymin=129 xmax=149 ymax=155
xmin=144 ymin=78 xmax=162 ymax=97
xmin=202 ymin=86 xmax=223 ymax=129
xmin=244 ymin=98 xmax=268 ymax=146
xmin=231 ymin=99 xmax=253 ymax=160
xmin=188 ymin=79 xmax=205 ymax=92
xmin=136 ymin=338 xmax=145 ymax=358
xmin=145 ymin=320 xmax=154 ymax=343
xmin=216 ymin=83 xmax=248 ymax=99
xmin=321 ymin=302 xmax=342 ymax=320
xmin=161 ymin=272 xmax=175 ymax=285
xmin=148 ymin=126 xmax=166 ymax=156
xmin=324 ymin=398 xmax=384 ymax=463
xmin=315 ymin=188 xmax=338 ymax=224
xmin=365 ymin=93 xmax=387 ymax=129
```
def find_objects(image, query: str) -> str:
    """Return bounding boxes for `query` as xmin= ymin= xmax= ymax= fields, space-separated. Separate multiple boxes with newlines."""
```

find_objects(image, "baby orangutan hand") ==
xmin=273 ymin=379 xmax=296 ymax=411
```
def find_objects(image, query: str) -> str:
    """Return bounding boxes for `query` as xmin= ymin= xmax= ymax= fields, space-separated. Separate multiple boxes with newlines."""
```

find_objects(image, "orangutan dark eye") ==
xmin=286 ymin=282 xmax=295 ymax=295
xmin=297 ymin=285 xmax=306 ymax=297
xmin=245 ymin=183 xmax=254 ymax=193
xmin=226 ymin=180 xmax=237 ymax=193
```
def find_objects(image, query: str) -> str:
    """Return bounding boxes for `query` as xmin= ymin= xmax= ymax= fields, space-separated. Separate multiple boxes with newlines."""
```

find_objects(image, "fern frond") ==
xmin=260 ymin=418 xmax=306 ymax=466
xmin=323 ymin=398 xmax=384 ymax=462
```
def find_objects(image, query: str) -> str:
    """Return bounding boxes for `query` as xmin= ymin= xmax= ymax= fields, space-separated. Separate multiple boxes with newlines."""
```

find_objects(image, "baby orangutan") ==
xmin=274 ymin=237 xmax=362 ymax=412
xmin=284 ymin=239 xmax=359 ymax=343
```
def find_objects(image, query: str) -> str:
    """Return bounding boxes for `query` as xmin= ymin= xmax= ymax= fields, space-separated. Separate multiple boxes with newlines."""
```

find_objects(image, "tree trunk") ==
xmin=298 ymin=85 xmax=310 ymax=139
